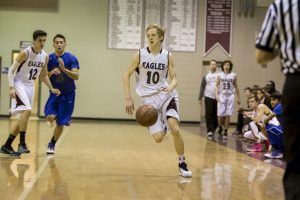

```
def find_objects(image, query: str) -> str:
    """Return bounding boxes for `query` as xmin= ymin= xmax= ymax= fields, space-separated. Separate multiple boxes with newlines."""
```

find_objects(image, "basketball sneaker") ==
xmin=246 ymin=143 xmax=262 ymax=152
xmin=179 ymin=162 xmax=192 ymax=177
xmin=0 ymin=145 xmax=21 ymax=157
xmin=207 ymin=132 xmax=213 ymax=137
xmin=18 ymin=143 xmax=30 ymax=153
xmin=222 ymin=132 xmax=228 ymax=140
xmin=47 ymin=143 xmax=55 ymax=154
xmin=264 ymin=150 xmax=283 ymax=159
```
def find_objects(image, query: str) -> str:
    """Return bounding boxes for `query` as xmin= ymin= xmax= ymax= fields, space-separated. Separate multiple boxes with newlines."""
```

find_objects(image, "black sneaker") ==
xmin=18 ymin=143 xmax=30 ymax=154
xmin=179 ymin=162 xmax=192 ymax=177
xmin=0 ymin=145 xmax=21 ymax=157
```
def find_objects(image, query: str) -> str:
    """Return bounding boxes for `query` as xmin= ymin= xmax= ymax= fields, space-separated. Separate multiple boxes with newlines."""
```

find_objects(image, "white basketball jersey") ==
xmin=204 ymin=71 xmax=219 ymax=99
xmin=218 ymin=72 xmax=236 ymax=95
xmin=14 ymin=47 xmax=47 ymax=85
xmin=135 ymin=47 xmax=170 ymax=96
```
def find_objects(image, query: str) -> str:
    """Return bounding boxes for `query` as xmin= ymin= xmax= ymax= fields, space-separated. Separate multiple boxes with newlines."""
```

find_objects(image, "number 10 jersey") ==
xmin=135 ymin=47 xmax=170 ymax=97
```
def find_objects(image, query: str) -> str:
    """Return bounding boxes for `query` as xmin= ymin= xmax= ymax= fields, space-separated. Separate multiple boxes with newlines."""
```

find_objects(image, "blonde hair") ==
xmin=146 ymin=24 xmax=165 ymax=42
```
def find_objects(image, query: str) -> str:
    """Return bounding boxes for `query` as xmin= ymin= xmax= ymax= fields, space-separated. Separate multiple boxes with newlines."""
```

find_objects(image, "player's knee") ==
xmin=153 ymin=133 xmax=164 ymax=143
xmin=170 ymin=125 xmax=180 ymax=136
xmin=24 ymin=110 xmax=32 ymax=115
xmin=46 ymin=115 xmax=56 ymax=122
xmin=154 ymin=137 xmax=163 ymax=143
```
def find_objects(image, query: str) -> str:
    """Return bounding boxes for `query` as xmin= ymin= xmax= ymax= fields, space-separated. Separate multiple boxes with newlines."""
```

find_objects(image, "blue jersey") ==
xmin=273 ymin=103 xmax=283 ymax=125
xmin=48 ymin=52 xmax=79 ymax=94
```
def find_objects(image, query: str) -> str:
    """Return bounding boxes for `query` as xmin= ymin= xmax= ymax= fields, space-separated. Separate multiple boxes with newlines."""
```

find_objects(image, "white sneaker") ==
xmin=179 ymin=162 xmax=192 ymax=177
xmin=47 ymin=143 xmax=55 ymax=154
xmin=207 ymin=132 xmax=213 ymax=137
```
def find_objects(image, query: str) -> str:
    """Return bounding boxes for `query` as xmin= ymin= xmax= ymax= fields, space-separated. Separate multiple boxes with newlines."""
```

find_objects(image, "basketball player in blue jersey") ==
xmin=123 ymin=24 xmax=192 ymax=177
xmin=0 ymin=30 xmax=60 ymax=157
xmin=44 ymin=34 xmax=79 ymax=154
xmin=215 ymin=60 xmax=241 ymax=140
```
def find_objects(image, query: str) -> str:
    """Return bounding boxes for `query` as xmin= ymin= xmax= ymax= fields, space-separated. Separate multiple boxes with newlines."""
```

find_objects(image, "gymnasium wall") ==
xmin=0 ymin=0 xmax=284 ymax=122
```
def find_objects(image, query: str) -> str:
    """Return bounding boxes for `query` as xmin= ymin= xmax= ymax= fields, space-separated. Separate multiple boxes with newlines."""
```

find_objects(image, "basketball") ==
xmin=135 ymin=104 xmax=158 ymax=127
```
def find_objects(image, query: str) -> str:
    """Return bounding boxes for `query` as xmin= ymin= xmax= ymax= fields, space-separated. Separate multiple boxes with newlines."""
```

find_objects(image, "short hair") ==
xmin=266 ymin=80 xmax=276 ymax=88
xmin=221 ymin=60 xmax=233 ymax=72
xmin=53 ymin=34 xmax=66 ymax=42
xmin=248 ymin=94 xmax=259 ymax=102
xmin=256 ymin=87 xmax=265 ymax=94
xmin=146 ymin=24 xmax=165 ymax=42
xmin=270 ymin=91 xmax=281 ymax=101
xmin=244 ymin=87 xmax=252 ymax=92
xmin=33 ymin=30 xmax=47 ymax=40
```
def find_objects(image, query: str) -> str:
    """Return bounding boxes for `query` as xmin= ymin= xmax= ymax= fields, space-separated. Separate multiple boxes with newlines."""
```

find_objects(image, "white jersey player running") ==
xmin=0 ymin=30 xmax=60 ymax=157
xmin=215 ymin=60 xmax=241 ymax=139
xmin=124 ymin=24 xmax=192 ymax=177
xmin=11 ymin=46 xmax=47 ymax=114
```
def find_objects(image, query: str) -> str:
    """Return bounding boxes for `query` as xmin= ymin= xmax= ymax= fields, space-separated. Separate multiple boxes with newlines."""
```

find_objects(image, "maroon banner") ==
xmin=204 ymin=0 xmax=232 ymax=56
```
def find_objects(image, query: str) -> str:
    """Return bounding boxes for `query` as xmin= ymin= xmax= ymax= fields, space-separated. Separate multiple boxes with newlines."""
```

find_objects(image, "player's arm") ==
xmin=255 ymin=49 xmax=278 ymax=65
xmin=253 ymin=105 xmax=269 ymax=123
xmin=123 ymin=51 xmax=139 ymax=115
xmin=234 ymin=77 xmax=241 ymax=105
xmin=264 ymin=111 xmax=276 ymax=124
xmin=48 ymin=68 xmax=61 ymax=77
xmin=198 ymin=76 xmax=206 ymax=104
xmin=58 ymin=58 xmax=79 ymax=80
xmin=165 ymin=53 xmax=177 ymax=93
xmin=8 ymin=50 xmax=27 ymax=98
xmin=40 ymin=55 xmax=60 ymax=96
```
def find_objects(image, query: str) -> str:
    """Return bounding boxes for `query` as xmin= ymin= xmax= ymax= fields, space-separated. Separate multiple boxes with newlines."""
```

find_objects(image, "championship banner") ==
xmin=204 ymin=0 xmax=232 ymax=57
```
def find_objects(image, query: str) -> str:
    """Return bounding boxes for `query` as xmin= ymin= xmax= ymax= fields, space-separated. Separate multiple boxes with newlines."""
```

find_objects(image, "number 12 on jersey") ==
xmin=29 ymin=68 xmax=38 ymax=80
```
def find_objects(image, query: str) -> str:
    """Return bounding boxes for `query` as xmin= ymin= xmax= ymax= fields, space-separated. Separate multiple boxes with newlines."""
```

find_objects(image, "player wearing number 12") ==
xmin=123 ymin=24 xmax=192 ymax=177
xmin=0 ymin=30 xmax=60 ymax=157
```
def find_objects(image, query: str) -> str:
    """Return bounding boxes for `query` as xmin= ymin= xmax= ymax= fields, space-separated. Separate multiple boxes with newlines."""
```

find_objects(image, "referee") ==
xmin=255 ymin=1 xmax=300 ymax=199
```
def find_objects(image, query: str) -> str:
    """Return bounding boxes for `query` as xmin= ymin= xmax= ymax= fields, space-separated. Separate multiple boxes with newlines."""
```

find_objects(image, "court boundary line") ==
xmin=17 ymin=126 xmax=70 ymax=200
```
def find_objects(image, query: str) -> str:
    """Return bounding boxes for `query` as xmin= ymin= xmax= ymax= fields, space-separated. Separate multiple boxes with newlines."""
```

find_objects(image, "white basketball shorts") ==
xmin=10 ymin=81 xmax=34 ymax=115
xmin=217 ymin=93 xmax=235 ymax=116
xmin=141 ymin=90 xmax=180 ymax=135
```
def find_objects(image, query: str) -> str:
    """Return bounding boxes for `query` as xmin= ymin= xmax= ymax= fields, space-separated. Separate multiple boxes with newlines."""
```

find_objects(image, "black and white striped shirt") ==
xmin=256 ymin=0 xmax=300 ymax=74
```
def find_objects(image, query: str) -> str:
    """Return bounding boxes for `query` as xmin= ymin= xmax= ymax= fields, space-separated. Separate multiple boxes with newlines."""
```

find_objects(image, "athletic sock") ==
xmin=19 ymin=131 xmax=26 ymax=144
xmin=4 ymin=134 xmax=16 ymax=147
xmin=178 ymin=154 xmax=185 ymax=164
xmin=50 ymin=136 xmax=57 ymax=145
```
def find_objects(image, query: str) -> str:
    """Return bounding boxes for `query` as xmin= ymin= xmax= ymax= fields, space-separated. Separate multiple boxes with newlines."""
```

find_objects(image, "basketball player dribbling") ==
xmin=0 ymin=30 xmax=60 ymax=157
xmin=215 ymin=60 xmax=241 ymax=140
xmin=123 ymin=24 xmax=192 ymax=177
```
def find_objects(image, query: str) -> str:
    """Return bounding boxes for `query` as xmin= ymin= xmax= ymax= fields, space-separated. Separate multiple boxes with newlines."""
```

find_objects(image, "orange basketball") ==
xmin=135 ymin=104 xmax=158 ymax=127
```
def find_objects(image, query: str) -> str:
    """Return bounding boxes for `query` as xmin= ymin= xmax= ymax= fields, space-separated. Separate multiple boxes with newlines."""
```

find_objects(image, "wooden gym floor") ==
xmin=0 ymin=118 xmax=284 ymax=200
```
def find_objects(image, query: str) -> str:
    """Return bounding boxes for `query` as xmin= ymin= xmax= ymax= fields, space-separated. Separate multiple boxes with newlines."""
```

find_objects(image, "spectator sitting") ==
xmin=231 ymin=87 xmax=252 ymax=135
xmin=264 ymin=80 xmax=279 ymax=97
xmin=257 ymin=87 xmax=272 ymax=109
xmin=244 ymin=95 xmax=274 ymax=152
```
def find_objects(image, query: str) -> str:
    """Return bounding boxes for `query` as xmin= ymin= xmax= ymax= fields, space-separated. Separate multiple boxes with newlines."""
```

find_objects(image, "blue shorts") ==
xmin=44 ymin=91 xmax=75 ymax=126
